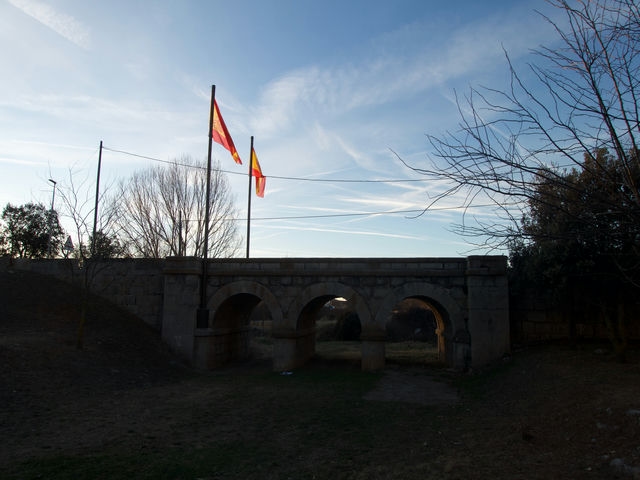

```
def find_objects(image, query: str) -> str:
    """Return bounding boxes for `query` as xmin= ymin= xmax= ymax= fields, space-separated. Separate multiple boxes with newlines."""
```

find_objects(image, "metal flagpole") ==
xmin=246 ymin=136 xmax=254 ymax=258
xmin=197 ymin=84 xmax=215 ymax=328
xmin=91 ymin=140 xmax=103 ymax=256
xmin=47 ymin=178 xmax=57 ymax=258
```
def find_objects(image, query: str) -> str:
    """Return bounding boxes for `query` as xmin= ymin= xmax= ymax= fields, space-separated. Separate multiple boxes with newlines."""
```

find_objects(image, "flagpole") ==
xmin=246 ymin=136 xmax=254 ymax=258
xmin=197 ymin=84 xmax=215 ymax=328
xmin=91 ymin=140 xmax=103 ymax=256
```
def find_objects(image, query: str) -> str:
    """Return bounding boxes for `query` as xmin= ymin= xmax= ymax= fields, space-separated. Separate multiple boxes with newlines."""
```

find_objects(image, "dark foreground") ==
xmin=1 ymin=269 xmax=639 ymax=479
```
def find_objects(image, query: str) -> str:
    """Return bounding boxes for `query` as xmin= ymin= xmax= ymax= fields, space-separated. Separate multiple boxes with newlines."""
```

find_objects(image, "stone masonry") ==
xmin=163 ymin=255 xmax=509 ymax=371
xmin=10 ymin=255 xmax=510 ymax=372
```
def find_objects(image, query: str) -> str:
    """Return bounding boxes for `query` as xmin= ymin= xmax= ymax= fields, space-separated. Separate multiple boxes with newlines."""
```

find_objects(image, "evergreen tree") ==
xmin=1 ymin=202 xmax=64 ymax=258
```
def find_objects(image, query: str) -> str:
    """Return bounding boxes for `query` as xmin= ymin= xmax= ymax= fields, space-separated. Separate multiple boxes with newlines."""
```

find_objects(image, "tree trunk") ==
xmin=602 ymin=301 xmax=627 ymax=363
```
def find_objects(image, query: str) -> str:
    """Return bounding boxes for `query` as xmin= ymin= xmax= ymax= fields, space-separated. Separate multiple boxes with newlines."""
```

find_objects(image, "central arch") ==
xmin=275 ymin=282 xmax=371 ymax=369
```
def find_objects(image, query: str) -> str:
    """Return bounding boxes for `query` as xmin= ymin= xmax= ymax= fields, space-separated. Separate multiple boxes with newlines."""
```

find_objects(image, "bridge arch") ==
xmin=286 ymin=281 xmax=371 ymax=330
xmin=207 ymin=280 xmax=283 ymax=327
xmin=271 ymin=282 xmax=371 ymax=370
xmin=375 ymin=282 xmax=467 ymax=368
xmin=194 ymin=280 xmax=283 ymax=368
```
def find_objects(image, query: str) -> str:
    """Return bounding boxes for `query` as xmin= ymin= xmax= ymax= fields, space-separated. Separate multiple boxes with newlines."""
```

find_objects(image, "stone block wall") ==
xmin=10 ymin=258 xmax=165 ymax=330
xmin=162 ymin=257 xmax=201 ymax=361
xmin=510 ymin=289 xmax=640 ymax=343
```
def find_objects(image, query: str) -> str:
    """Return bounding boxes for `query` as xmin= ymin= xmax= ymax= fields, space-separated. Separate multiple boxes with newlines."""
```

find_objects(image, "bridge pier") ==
xmin=194 ymin=326 xmax=251 ymax=369
xmin=360 ymin=329 xmax=386 ymax=371
xmin=272 ymin=337 xmax=297 ymax=371
xmin=162 ymin=258 xmax=201 ymax=363
xmin=193 ymin=328 xmax=213 ymax=369
xmin=272 ymin=326 xmax=316 ymax=371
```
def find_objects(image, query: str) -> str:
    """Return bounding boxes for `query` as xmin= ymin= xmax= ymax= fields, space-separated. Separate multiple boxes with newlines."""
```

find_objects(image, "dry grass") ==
xmin=311 ymin=340 xmax=439 ymax=366
xmin=252 ymin=318 xmax=440 ymax=366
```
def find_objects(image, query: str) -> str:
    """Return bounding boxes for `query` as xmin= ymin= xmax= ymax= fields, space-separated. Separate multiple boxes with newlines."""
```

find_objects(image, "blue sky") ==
xmin=0 ymin=0 xmax=561 ymax=258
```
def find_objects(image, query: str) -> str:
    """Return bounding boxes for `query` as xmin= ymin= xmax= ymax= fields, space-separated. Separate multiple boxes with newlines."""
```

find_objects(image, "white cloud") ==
xmin=2 ymin=92 xmax=191 ymax=135
xmin=0 ymin=156 xmax=47 ymax=166
xmin=7 ymin=0 xmax=91 ymax=49
xmin=259 ymin=223 xmax=423 ymax=241
xmin=248 ymin=5 xmax=555 ymax=145
xmin=249 ymin=68 xmax=323 ymax=137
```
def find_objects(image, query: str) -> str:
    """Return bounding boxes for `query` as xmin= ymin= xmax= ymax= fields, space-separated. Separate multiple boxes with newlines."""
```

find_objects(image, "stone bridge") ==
xmin=163 ymin=255 xmax=509 ymax=371
xmin=11 ymin=255 xmax=510 ymax=372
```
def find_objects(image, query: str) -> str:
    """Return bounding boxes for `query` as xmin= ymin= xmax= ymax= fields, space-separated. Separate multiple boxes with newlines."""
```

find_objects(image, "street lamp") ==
xmin=47 ymin=178 xmax=57 ymax=258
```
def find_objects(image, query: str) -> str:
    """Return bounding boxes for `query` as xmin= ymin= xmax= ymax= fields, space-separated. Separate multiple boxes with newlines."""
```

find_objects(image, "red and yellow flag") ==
xmin=251 ymin=148 xmax=266 ymax=198
xmin=212 ymin=99 xmax=242 ymax=164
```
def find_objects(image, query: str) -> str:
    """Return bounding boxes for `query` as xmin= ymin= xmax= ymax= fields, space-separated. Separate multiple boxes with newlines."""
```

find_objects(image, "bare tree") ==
xmin=406 ymin=0 xmax=640 ymax=250
xmin=57 ymin=166 xmax=124 ymax=261
xmin=53 ymin=166 xmax=125 ymax=349
xmin=407 ymin=0 xmax=640 ymax=356
xmin=116 ymin=157 xmax=241 ymax=258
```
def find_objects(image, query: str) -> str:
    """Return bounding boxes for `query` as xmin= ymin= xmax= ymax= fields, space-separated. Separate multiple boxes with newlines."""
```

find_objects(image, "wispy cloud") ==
xmin=250 ymin=5 xmax=553 ymax=142
xmin=0 ymin=156 xmax=47 ymax=166
xmin=9 ymin=139 xmax=96 ymax=152
xmin=3 ymin=93 xmax=187 ymax=131
xmin=7 ymin=0 xmax=90 ymax=49
xmin=259 ymin=223 xmax=423 ymax=241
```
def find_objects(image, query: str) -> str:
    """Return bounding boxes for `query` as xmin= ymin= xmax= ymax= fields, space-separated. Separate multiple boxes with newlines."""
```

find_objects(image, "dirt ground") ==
xmin=1 ymin=268 xmax=640 ymax=479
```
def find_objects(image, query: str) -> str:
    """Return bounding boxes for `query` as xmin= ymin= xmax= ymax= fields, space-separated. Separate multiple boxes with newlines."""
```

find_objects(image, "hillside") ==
xmin=0 ymin=268 xmax=185 ymax=391
xmin=0 ymin=269 xmax=187 ymax=462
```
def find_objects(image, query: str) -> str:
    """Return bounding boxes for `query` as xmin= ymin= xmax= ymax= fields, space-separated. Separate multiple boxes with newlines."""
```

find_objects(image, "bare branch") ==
xmin=115 ymin=157 xmax=241 ymax=259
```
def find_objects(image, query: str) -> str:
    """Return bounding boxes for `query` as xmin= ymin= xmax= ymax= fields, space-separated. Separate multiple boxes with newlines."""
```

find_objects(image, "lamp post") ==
xmin=47 ymin=178 xmax=57 ymax=258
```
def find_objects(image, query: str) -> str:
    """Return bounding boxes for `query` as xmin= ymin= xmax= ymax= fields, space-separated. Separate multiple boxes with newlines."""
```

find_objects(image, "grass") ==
xmin=3 ymin=368 xmax=401 ymax=480
xmin=3 ymin=269 xmax=640 ymax=479
xmin=251 ymin=319 xmax=441 ymax=366
xmin=312 ymin=340 xmax=440 ymax=365
xmin=10 ymin=443 xmax=275 ymax=480
xmin=5 ymin=344 xmax=640 ymax=480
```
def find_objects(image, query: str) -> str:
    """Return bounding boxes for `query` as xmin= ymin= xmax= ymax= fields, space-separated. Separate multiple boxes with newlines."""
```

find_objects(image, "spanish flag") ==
xmin=251 ymin=148 xmax=266 ymax=197
xmin=212 ymin=99 xmax=242 ymax=164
